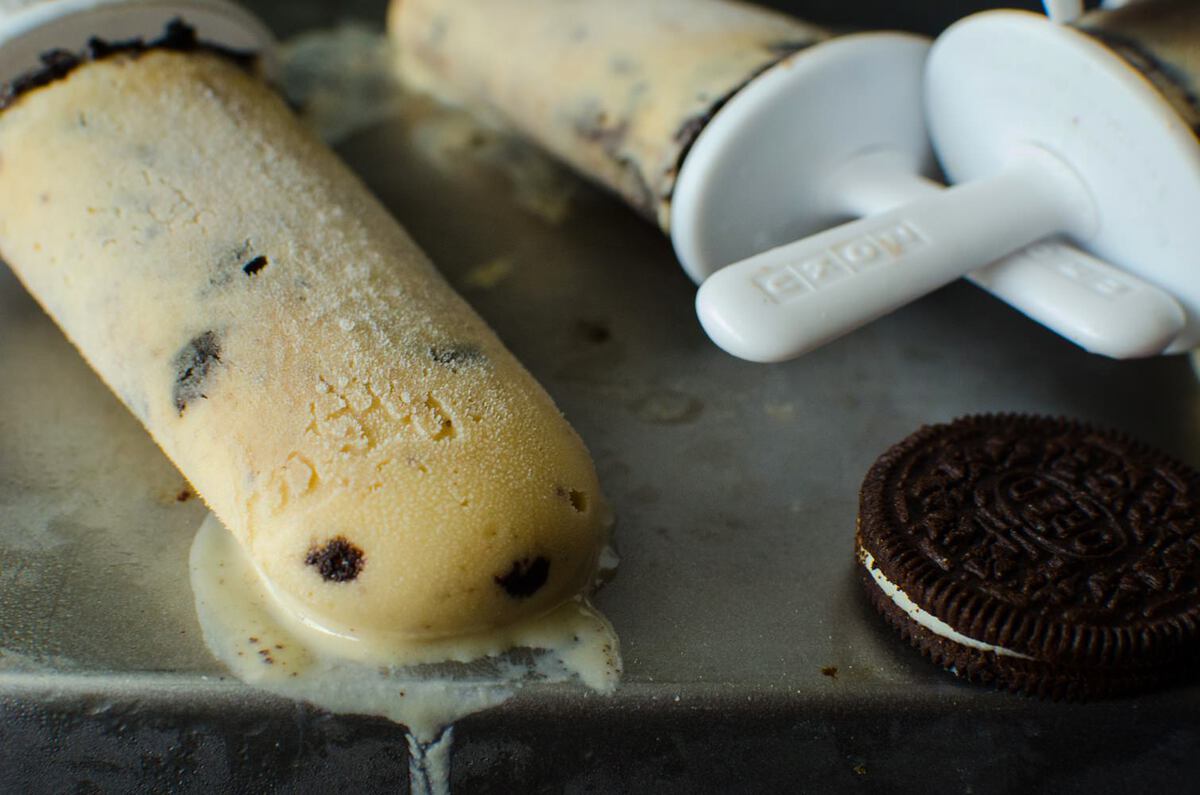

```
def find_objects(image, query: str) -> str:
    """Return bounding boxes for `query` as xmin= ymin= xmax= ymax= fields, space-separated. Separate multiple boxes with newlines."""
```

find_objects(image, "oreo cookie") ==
xmin=857 ymin=414 xmax=1200 ymax=700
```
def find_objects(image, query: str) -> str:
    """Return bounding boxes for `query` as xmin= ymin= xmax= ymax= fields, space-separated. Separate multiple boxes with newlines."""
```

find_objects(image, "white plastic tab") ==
xmin=825 ymin=148 xmax=1186 ymax=359
xmin=695 ymin=148 xmax=1098 ymax=361
xmin=927 ymin=9 xmax=1200 ymax=353
xmin=971 ymin=242 xmax=1185 ymax=358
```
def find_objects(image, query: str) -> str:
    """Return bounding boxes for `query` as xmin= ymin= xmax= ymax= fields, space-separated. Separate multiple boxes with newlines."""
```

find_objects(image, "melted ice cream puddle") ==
xmin=190 ymin=513 xmax=620 ymax=792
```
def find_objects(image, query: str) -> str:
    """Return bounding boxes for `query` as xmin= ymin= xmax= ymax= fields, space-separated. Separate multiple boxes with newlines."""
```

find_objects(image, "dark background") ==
xmin=259 ymin=0 xmax=1084 ymax=39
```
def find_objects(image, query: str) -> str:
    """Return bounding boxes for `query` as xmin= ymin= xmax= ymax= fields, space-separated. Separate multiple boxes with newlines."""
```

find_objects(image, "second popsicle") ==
xmin=392 ymin=0 xmax=828 ymax=231
xmin=390 ymin=0 xmax=1184 ymax=361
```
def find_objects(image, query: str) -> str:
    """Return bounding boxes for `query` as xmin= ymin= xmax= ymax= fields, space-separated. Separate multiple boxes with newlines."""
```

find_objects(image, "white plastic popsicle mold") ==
xmin=0 ymin=0 xmax=274 ymax=88
xmin=671 ymin=29 xmax=1185 ymax=362
xmin=691 ymin=8 xmax=1199 ymax=363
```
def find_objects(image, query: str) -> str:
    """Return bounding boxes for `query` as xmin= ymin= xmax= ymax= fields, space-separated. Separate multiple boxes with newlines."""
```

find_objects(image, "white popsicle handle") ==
xmin=828 ymin=150 xmax=1185 ymax=359
xmin=972 ymin=243 xmax=1185 ymax=358
xmin=697 ymin=154 xmax=1092 ymax=362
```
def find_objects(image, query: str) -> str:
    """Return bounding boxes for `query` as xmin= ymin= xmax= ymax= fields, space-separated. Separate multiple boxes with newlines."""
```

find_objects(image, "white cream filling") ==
xmin=860 ymin=547 xmax=1033 ymax=660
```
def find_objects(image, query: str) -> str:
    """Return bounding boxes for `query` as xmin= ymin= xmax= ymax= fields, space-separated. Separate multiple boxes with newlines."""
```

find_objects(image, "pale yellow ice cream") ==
xmin=389 ymin=0 xmax=827 ymax=229
xmin=0 ymin=48 xmax=608 ymax=642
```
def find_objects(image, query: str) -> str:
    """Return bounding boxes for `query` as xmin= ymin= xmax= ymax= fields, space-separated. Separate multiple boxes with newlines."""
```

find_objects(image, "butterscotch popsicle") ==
xmin=0 ymin=26 xmax=608 ymax=642
xmin=390 ymin=0 xmax=827 ymax=230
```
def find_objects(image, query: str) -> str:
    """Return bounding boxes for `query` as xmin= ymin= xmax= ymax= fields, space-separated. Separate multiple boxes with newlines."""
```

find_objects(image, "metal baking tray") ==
xmin=3 ymin=1 xmax=1198 ymax=791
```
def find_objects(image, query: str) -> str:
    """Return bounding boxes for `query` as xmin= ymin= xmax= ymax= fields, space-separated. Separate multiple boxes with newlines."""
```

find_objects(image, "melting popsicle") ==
xmin=0 ymin=7 xmax=615 ymax=660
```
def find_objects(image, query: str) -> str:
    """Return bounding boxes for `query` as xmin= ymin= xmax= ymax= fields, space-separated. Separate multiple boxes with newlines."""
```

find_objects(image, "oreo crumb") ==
xmin=673 ymin=113 xmax=711 ymax=148
xmin=305 ymin=536 xmax=365 ymax=583
xmin=570 ymin=102 xmax=657 ymax=215
xmin=172 ymin=331 xmax=221 ymax=414
xmin=429 ymin=344 xmax=485 ymax=369
xmin=242 ymin=255 xmax=268 ymax=276
xmin=573 ymin=107 xmax=626 ymax=147
xmin=1 ymin=20 xmax=258 ymax=113
xmin=175 ymin=488 xmax=192 ymax=502
xmin=821 ymin=666 xmax=838 ymax=680
xmin=556 ymin=486 xmax=588 ymax=513
xmin=494 ymin=557 xmax=550 ymax=598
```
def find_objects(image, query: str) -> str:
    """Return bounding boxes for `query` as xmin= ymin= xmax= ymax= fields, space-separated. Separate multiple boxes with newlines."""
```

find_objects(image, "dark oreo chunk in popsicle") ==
xmin=305 ymin=536 xmax=365 ymax=583
xmin=429 ymin=344 xmax=484 ymax=369
xmin=1 ymin=20 xmax=257 ymax=113
xmin=172 ymin=331 xmax=221 ymax=414
xmin=857 ymin=414 xmax=1200 ymax=701
xmin=495 ymin=556 xmax=550 ymax=598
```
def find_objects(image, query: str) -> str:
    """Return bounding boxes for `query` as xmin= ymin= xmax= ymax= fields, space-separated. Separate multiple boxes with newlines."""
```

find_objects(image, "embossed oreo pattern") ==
xmin=859 ymin=414 xmax=1200 ymax=698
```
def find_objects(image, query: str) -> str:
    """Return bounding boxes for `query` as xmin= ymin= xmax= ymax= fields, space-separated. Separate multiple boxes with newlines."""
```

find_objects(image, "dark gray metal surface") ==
xmin=2 ymin=1 xmax=1199 ymax=792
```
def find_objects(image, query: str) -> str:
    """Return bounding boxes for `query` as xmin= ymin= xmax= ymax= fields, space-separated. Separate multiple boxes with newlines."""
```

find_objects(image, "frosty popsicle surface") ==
xmin=0 ymin=25 xmax=610 ymax=642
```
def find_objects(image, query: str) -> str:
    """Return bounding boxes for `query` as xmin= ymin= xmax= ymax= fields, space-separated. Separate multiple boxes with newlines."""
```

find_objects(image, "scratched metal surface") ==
xmin=3 ymin=1 xmax=1199 ymax=792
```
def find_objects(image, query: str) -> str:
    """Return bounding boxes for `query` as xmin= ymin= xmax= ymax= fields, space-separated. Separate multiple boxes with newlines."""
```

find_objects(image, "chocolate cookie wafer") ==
xmin=857 ymin=414 xmax=1200 ymax=700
